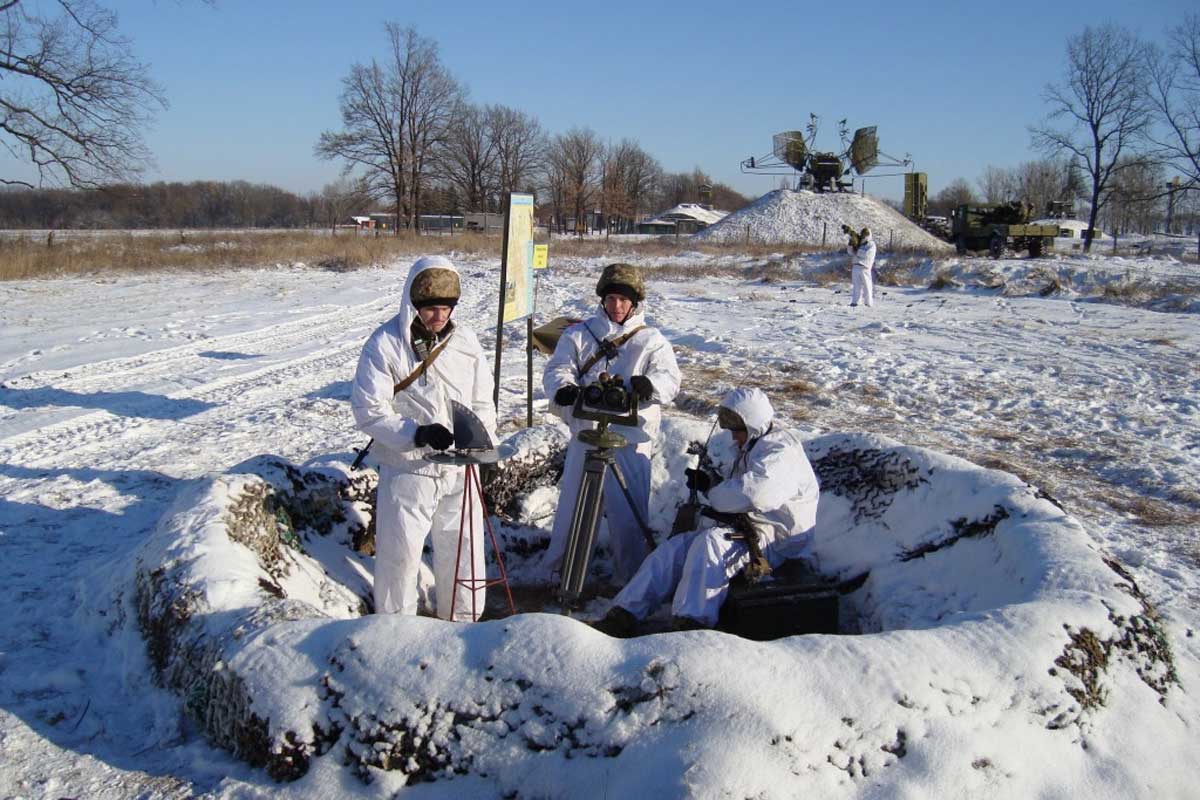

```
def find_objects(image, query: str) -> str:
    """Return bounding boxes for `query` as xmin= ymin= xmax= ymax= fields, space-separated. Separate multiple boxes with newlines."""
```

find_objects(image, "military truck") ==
xmin=951 ymin=202 xmax=1059 ymax=258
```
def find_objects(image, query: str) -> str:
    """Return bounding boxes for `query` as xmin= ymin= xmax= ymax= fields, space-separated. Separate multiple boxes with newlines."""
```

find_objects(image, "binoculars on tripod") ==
xmin=581 ymin=372 xmax=632 ymax=414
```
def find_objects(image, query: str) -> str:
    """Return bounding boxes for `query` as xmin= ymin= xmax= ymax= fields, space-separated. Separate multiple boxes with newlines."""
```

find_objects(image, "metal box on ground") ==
xmin=717 ymin=559 xmax=840 ymax=640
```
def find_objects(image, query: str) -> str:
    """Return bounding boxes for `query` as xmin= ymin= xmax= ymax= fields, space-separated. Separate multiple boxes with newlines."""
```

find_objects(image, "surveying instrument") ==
xmin=424 ymin=401 xmax=516 ymax=621
xmin=558 ymin=374 xmax=656 ymax=613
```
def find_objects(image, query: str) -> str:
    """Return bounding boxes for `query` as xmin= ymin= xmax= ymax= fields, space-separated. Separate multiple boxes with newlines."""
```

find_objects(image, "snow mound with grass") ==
xmin=125 ymin=423 xmax=1180 ymax=797
xmin=695 ymin=189 xmax=953 ymax=251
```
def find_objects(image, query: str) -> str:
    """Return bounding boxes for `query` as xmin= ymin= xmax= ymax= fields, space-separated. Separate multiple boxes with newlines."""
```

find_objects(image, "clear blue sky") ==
xmin=3 ymin=0 xmax=1192 ymax=202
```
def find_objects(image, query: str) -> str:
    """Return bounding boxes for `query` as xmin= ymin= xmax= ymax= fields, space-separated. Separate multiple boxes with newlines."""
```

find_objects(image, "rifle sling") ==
xmin=577 ymin=325 xmax=647 ymax=377
xmin=394 ymin=334 xmax=453 ymax=394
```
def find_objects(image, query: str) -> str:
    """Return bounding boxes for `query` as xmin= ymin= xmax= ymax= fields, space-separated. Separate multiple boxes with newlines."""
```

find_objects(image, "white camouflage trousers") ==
xmin=375 ymin=465 xmax=486 ymax=621
xmin=611 ymin=522 xmax=789 ymax=627
xmin=851 ymin=265 xmax=874 ymax=306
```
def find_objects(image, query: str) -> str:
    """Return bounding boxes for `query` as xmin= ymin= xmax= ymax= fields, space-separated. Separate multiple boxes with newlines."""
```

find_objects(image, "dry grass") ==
xmin=0 ymin=229 xmax=503 ymax=281
xmin=1 ymin=227 xmax=953 ymax=283
xmin=1104 ymin=493 xmax=1200 ymax=527
xmin=876 ymin=253 xmax=930 ymax=287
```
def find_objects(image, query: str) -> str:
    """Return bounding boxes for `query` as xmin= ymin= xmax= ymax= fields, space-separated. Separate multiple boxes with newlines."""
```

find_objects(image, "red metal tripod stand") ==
xmin=450 ymin=462 xmax=516 ymax=621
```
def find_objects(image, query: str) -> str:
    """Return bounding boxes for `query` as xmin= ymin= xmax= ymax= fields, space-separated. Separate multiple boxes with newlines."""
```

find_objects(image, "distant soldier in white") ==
xmin=543 ymin=263 xmax=681 ymax=583
xmin=848 ymin=226 xmax=877 ymax=307
xmin=351 ymin=255 xmax=497 ymax=621
xmin=594 ymin=387 xmax=820 ymax=635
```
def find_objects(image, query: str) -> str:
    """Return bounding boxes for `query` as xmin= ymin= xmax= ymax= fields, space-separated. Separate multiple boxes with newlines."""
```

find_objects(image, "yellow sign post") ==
xmin=492 ymin=193 xmax=537 ymax=417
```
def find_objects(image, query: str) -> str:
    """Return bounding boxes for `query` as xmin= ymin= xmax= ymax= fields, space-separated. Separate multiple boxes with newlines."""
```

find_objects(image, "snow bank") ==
xmin=128 ymin=425 xmax=1179 ymax=796
xmin=694 ymin=189 xmax=953 ymax=251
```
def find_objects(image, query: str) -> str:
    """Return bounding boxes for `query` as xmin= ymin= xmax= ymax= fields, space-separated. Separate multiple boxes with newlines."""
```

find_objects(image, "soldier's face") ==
xmin=418 ymin=305 xmax=453 ymax=333
xmin=731 ymin=429 xmax=749 ymax=448
xmin=603 ymin=293 xmax=633 ymax=324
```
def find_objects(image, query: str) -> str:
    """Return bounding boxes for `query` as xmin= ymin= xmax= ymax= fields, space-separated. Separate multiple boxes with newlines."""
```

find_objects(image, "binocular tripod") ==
xmin=557 ymin=413 xmax=655 ymax=613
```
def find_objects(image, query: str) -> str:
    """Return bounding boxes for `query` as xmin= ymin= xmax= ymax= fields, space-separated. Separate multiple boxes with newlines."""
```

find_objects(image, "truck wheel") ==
xmin=989 ymin=235 xmax=1004 ymax=259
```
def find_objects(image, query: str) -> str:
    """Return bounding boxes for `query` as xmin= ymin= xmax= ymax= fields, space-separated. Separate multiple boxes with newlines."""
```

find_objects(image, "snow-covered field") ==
xmin=1 ymin=245 xmax=1198 ymax=798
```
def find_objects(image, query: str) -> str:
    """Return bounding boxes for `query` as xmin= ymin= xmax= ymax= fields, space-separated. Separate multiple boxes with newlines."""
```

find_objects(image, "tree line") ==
xmin=314 ymin=24 xmax=747 ymax=235
xmin=4 ymin=5 xmax=1196 ymax=245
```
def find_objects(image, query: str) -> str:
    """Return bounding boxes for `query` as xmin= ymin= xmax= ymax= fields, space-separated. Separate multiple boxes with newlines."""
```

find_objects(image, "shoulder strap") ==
xmin=393 ymin=333 xmax=453 ymax=394
xmin=577 ymin=325 xmax=647 ymax=377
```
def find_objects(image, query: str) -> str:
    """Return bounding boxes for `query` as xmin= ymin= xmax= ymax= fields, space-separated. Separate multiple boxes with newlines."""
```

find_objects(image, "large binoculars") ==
xmin=582 ymin=372 xmax=631 ymax=414
xmin=571 ymin=372 xmax=639 ymax=428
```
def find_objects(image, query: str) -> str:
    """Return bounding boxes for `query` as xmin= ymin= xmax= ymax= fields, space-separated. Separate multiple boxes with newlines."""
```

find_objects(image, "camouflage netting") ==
xmin=133 ymin=436 xmax=569 ymax=781
xmin=131 ymin=431 xmax=1177 ymax=787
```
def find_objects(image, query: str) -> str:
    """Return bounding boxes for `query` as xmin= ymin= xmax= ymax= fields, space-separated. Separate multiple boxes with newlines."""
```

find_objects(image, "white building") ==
xmin=637 ymin=203 xmax=729 ymax=234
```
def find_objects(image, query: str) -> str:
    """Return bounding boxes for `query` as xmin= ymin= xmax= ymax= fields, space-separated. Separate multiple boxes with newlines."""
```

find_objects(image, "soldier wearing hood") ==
xmin=351 ymin=255 xmax=497 ymax=621
xmin=594 ymin=387 xmax=819 ymax=635
xmin=542 ymin=263 xmax=681 ymax=583
xmin=848 ymin=226 xmax=877 ymax=307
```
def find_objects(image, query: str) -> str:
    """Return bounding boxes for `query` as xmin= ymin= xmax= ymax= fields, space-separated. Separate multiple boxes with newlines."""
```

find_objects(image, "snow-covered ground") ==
xmin=1 ymin=247 xmax=1198 ymax=798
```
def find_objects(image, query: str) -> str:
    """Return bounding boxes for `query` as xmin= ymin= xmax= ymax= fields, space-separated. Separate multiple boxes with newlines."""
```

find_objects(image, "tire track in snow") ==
xmin=3 ymin=294 xmax=399 ymax=394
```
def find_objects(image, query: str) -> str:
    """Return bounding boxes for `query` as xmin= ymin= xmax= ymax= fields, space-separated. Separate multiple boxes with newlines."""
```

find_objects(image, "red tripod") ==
xmin=450 ymin=462 xmax=516 ymax=621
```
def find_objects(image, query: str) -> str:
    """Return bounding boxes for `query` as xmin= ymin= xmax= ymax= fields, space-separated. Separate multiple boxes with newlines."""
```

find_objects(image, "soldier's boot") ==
xmin=592 ymin=606 xmax=638 ymax=638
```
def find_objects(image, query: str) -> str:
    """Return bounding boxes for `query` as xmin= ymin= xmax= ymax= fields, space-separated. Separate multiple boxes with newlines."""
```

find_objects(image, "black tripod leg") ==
xmin=558 ymin=453 xmax=607 ymax=613
xmin=607 ymin=459 xmax=656 ymax=550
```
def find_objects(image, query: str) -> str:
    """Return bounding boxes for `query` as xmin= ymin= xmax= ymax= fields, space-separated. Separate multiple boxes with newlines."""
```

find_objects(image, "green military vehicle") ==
xmin=951 ymin=202 xmax=1058 ymax=258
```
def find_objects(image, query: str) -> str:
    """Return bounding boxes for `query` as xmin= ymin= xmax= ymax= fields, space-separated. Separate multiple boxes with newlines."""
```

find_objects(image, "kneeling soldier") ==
xmin=594 ymin=387 xmax=819 ymax=635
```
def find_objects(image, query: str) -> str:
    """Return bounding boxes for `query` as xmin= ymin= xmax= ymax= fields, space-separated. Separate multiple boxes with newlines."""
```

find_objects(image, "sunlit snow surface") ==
xmin=1 ymin=242 xmax=1198 ymax=798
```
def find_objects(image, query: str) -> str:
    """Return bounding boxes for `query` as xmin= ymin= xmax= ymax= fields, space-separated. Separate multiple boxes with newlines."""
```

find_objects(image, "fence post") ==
xmin=890 ymin=229 xmax=894 ymax=250
xmin=822 ymin=222 xmax=827 ymax=246
xmin=745 ymin=224 xmax=750 ymax=245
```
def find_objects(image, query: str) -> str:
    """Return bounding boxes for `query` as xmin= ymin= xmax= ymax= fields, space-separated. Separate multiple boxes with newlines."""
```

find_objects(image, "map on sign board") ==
xmin=501 ymin=193 xmax=535 ymax=323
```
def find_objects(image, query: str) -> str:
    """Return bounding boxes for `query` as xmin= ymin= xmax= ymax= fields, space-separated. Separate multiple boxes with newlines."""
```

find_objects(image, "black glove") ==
xmin=414 ymin=423 xmax=454 ymax=450
xmin=630 ymin=375 xmax=655 ymax=402
xmin=554 ymin=384 xmax=579 ymax=407
xmin=685 ymin=467 xmax=712 ymax=493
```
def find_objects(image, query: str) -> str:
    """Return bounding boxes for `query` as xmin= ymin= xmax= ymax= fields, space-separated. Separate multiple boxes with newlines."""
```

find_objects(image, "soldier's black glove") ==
xmin=685 ymin=467 xmax=712 ymax=493
xmin=629 ymin=375 xmax=655 ymax=402
xmin=414 ymin=423 xmax=454 ymax=450
xmin=554 ymin=385 xmax=579 ymax=407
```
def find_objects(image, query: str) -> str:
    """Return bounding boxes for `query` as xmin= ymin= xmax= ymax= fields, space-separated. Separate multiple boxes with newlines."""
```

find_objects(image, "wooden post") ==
xmin=745 ymin=224 xmax=750 ymax=245
xmin=493 ymin=196 xmax=513 ymax=410
xmin=526 ymin=316 xmax=534 ymax=428
xmin=822 ymin=222 xmax=827 ymax=246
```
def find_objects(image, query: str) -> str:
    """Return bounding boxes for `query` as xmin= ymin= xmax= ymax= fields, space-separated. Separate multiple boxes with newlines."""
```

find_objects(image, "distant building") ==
xmin=464 ymin=212 xmax=504 ymax=232
xmin=637 ymin=203 xmax=729 ymax=235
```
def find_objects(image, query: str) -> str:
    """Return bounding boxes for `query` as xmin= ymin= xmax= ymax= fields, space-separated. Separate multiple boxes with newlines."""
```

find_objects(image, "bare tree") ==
xmin=316 ymin=25 xmax=460 ymax=233
xmin=1032 ymin=24 xmax=1154 ymax=250
xmin=1 ymin=0 xmax=167 ymax=187
xmin=977 ymin=165 xmax=1017 ymax=204
xmin=1103 ymin=157 xmax=1164 ymax=234
xmin=439 ymin=102 xmax=497 ymax=211
xmin=489 ymin=104 xmax=545 ymax=199
xmin=390 ymin=24 xmax=461 ymax=229
xmin=614 ymin=139 xmax=662 ymax=227
xmin=548 ymin=127 xmax=603 ymax=236
xmin=319 ymin=177 xmax=372 ymax=234
xmin=1146 ymin=15 xmax=1200 ymax=189
xmin=315 ymin=61 xmax=406 ymax=233
xmin=929 ymin=178 xmax=977 ymax=216
xmin=1013 ymin=159 xmax=1072 ymax=216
